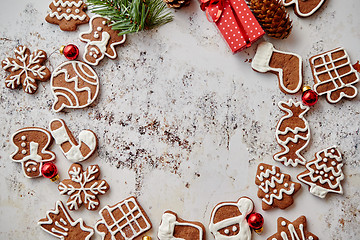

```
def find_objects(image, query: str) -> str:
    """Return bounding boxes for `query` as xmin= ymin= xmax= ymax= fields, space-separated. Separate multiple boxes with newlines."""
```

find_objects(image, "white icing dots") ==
xmin=320 ymin=171 xmax=324 ymax=175
xmin=102 ymin=20 xmax=106 ymax=25
xmin=325 ymin=174 xmax=328 ymax=177
xmin=21 ymin=142 xmax=26 ymax=147
xmin=265 ymin=194 xmax=269 ymax=198
xmin=276 ymin=173 xmax=280 ymax=177
xmin=21 ymin=136 xmax=26 ymax=140
xmin=273 ymin=189 xmax=278 ymax=194
xmin=315 ymin=170 xmax=319 ymax=174
xmin=224 ymin=229 xmax=230 ymax=235
xmin=331 ymin=149 xmax=335 ymax=153
xmin=97 ymin=27 xmax=102 ymax=31
xmin=32 ymin=167 xmax=37 ymax=171
xmin=259 ymin=166 xmax=264 ymax=171
xmin=309 ymin=237 xmax=314 ymax=240
xmin=323 ymin=158 xmax=328 ymax=162
xmin=281 ymin=221 xmax=286 ymax=226
xmin=261 ymin=182 xmax=265 ymax=186
xmin=284 ymin=183 xmax=289 ymax=188
xmin=57 ymin=8 xmax=62 ymax=12
xmin=22 ymin=150 xmax=27 ymax=154
xmin=27 ymin=168 xmax=31 ymax=172
xmin=75 ymin=9 xmax=80 ymax=13
xmin=94 ymin=32 xmax=99 ymax=39
xmin=232 ymin=226 xmax=237 ymax=232
xmin=331 ymin=161 xmax=336 ymax=166
xmin=330 ymin=176 xmax=335 ymax=180
xmin=66 ymin=9 xmax=71 ymax=13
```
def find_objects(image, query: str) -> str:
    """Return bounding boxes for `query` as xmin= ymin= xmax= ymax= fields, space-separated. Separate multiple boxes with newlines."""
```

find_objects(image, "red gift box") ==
xmin=201 ymin=0 xmax=265 ymax=53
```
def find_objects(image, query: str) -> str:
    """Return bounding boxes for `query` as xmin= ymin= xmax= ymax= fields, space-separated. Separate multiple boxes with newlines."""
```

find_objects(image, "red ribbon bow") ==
xmin=200 ymin=0 xmax=225 ymax=23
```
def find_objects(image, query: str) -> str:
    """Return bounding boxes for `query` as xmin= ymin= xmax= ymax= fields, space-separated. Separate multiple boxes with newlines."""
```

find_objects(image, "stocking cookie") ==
xmin=158 ymin=211 xmax=205 ymax=240
xmin=282 ymin=0 xmax=326 ymax=17
xmin=267 ymin=216 xmax=318 ymax=240
xmin=38 ymin=201 xmax=94 ymax=240
xmin=50 ymin=61 xmax=100 ymax=112
xmin=58 ymin=163 xmax=110 ymax=211
xmin=255 ymin=163 xmax=301 ymax=210
xmin=79 ymin=16 xmax=126 ymax=66
xmin=252 ymin=42 xmax=303 ymax=94
xmin=209 ymin=197 xmax=254 ymax=240
xmin=10 ymin=127 xmax=56 ymax=178
xmin=298 ymin=146 xmax=344 ymax=198
xmin=95 ymin=196 xmax=152 ymax=240
xmin=2 ymin=45 xmax=51 ymax=94
xmin=45 ymin=0 xmax=90 ymax=31
xmin=49 ymin=119 xmax=97 ymax=162
xmin=274 ymin=99 xmax=310 ymax=167
xmin=310 ymin=47 xmax=359 ymax=103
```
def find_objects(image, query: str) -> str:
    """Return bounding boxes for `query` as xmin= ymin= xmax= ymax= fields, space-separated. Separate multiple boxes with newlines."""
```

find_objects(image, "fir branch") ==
xmin=87 ymin=0 xmax=173 ymax=35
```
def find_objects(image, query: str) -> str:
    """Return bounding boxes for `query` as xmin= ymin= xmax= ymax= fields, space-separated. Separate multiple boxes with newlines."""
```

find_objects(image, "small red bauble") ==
xmin=41 ymin=162 xmax=59 ymax=182
xmin=247 ymin=212 xmax=264 ymax=230
xmin=302 ymin=86 xmax=318 ymax=106
xmin=60 ymin=44 xmax=79 ymax=60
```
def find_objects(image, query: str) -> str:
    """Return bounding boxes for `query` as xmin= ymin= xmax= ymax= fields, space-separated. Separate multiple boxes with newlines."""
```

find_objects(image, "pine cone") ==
xmin=249 ymin=0 xmax=292 ymax=39
xmin=164 ymin=0 xmax=190 ymax=9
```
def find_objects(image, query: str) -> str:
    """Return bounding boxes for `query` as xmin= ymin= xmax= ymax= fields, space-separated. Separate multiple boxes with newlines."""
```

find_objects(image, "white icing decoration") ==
xmin=281 ymin=221 xmax=286 ymax=226
xmin=95 ymin=196 xmax=151 ymax=240
xmin=32 ymin=167 xmax=37 ymax=171
xmin=49 ymin=119 xmax=97 ymax=162
xmin=97 ymin=27 xmax=102 ymax=31
xmin=66 ymin=9 xmax=71 ymax=13
xmin=232 ymin=226 xmax=238 ymax=232
xmin=284 ymin=183 xmax=289 ymax=188
xmin=281 ymin=0 xmax=326 ymax=17
xmin=259 ymin=165 xmax=264 ymax=170
xmin=75 ymin=9 xmax=80 ymax=13
xmin=265 ymin=194 xmax=269 ymax=199
xmin=79 ymin=16 xmax=126 ymax=66
xmin=209 ymin=197 xmax=253 ymax=240
xmin=48 ymin=11 xmax=87 ymax=21
xmin=27 ymin=168 xmax=31 ymax=172
xmin=53 ymin=0 xmax=83 ymax=7
xmin=251 ymin=42 xmax=303 ymax=94
xmin=315 ymin=170 xmax=319 ymax=174
xmin=38 ymin=201 xmax=94 ymax=239
xmin=50 ymin=61 xmax=99 ymax=112
xmin=331 ymin=161 xmax=336 ymax=166
xmin=224 ymin=229 xmax=230 ymax=235
xmin=298 ymin=146 xmax=344 ymax=198
xmin=273 ymin=189 xmax=278 ymax=194
xmin=331 ymin=149 xmax=335 ymax=153
xmin=22 ymin=150 xmax=27 ymax=154
xmin=325 ymin=174 xmax=328 ymax=177
xmin=21 ymin=142 xmax=26 ymax=147
xmin=278 ymin=223 xmax=308 ymax=240
xmin=274 ymin=99 xmax=310 ymax=167
xmin=57 ymin=7 xmax=62 ymax=12
xmin=323 ymin=158 xmax=327 ymax=162
xmin=311 ymin=47 xmax=359 ymax=103
xmin=94 ymin=32 xmax=99 ymax=39
xmin=21 ymin=136 xmax=26 ymax=140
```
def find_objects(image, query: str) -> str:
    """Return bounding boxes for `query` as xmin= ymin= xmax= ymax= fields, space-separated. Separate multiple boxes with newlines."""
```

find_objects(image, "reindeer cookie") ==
xmin=281 ymin=0 xmax=326 ymax=17
xmin=79 ymin=16 xmax=126 ymax=66
xmin=274 ymin=99 xmax=310 ymax=167
xmin=10 ymin=127 xmax=56 ymax=178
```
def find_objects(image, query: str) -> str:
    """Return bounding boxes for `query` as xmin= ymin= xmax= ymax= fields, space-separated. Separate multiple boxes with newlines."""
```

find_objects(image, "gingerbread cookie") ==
xmin=298 ymin=146 xmax=344 ymax=198
xmin=282 ymin=0 xmax=326 ymax=17
xmin=95 ymin=196 xmax=152 ymax=240
xmin=2 ymin=45 xmax=51 ymax=94
xmin=158 ymin=211 xmax=205 ymax=240
xmin=49 ymin=119 xmax=97 ymax=162
xmin=50 ymin=61 xmax=100 ymax=112
xmin=58 ymin=163 xmax=109 ymax=211
xmin=10 ymin=127 xmax=56 ymax=178
xmin=209 ymin=197 xmax=254 ymax=240
xmin=45 ymin=0 xmax=90 ymax=31
xmin=267 ymin=216 xmax=318 ymax=240
xmin=79 ymin=16 xmax=126 ymax=66
xmin=38 ymin=201 xmax=94 ymax=240
xmin=252 ymin=42 xmax=303 ymax=94
xmin=274 ymin=99 xmax=310 ymax=167
xmin=310 ymin=47 xmax=359 ymax=104
xmin=255 ymin=163 xmax=301 ymax=210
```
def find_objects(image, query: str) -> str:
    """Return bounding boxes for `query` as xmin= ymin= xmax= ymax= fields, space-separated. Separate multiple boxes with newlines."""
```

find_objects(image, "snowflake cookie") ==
xmin=2 ymin=45 xmax=51 ymax=94
xmin=58 ymin=163 xmax=110 ymax=211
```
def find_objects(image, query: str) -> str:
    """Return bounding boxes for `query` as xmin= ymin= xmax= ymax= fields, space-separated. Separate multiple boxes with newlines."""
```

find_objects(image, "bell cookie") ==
xmin=252 ymin=42 xmax=303 ymax=94
xmin=158 ymin=211 xmax=205 ymax=240
xmin=310 ymin=47 xmax=359 ymax=104
xmin=2 ymin=45 xmax=51 ymax=94
xmin=50 ymin=61 xmax=100 ymax=112
xmin=267 ymin=216 xmax=318 ymax=240
xmin=95 ymin=196 xmax=152 ymax=240
xmin=79 ymin=16 xmax=126 ymax=66
xmin=282 ymin=0 xmax=326 ymax=17
xmin=10 ymin=127 xmax=56 ymax=178
xmin=45 ymin=0 xmax=90 ymax=31
xmin=38 ymin=201 xmax=94 ymax=240
xmin=58 ymin=163 xmax=110 ymax=211
xmin=298 ymin=146 xmax=344 ymax=198
xmin=274 ymin=99 xmax=310 ymax=167
xmin=255 ymin=163 xmax=301 ymax=210
xmin=209 ymin=197 xmax=254 ymax=240
xmin=49 ymin=118 xmax=97 ymax=162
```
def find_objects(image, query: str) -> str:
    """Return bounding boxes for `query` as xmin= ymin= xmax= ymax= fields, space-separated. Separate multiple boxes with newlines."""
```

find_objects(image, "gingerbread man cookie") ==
xmin=45 ymin=0 xmax=90 ymax=31
xmin=2 ymin=45 xmax=51 ymax=94
xmin=10 ymin=127 xmax=56 ymax=178
xmin=79 ymin=16 xmax=126 ymax=66
xmin=281 ymin=0 xmax=326 ymax=17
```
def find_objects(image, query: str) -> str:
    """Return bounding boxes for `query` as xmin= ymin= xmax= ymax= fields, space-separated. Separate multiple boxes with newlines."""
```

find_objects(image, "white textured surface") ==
xmin=0 ymin=0 xmax=359 ymax=239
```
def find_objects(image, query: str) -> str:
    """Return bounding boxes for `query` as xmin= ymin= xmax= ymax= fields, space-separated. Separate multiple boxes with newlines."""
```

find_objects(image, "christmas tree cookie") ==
xmin=298 ymin=146 xmax=344 ymax=198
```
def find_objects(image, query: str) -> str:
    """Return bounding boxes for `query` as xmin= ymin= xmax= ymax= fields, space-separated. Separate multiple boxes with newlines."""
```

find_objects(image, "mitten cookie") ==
xmin=49 ymin=119 xmax=97 ymax=162
xmin=310 ymin=47 xmax=359 ymax=103
xmin=158 ymin=211 xmax=205 ymax=240
xmin=274 ymin=99 xmax=310 ymax=167
xmin=45 ymin=0 xmax=90 ymax=31
xmin=298 ymin=146 xmax=344 ymax=198
xmin=255 ymin=163 xmax=301 ymax=210
xmin=252 ymin=42 xmax=303 ymax=94
xmin=209 ymin=197 xmax=254 ymax=240
xmin=79 ymin=16 xmax=126 ymax=66
xmin=10 ymin=127 xmax=56 ymax=178
xmin=95 ymin=196 xmax=152 ymax=240
xmin=38 ymin=201 xmax=94 ymax=240
xmin=2 ymin=45 xmax=51 ymax=94
xmin=50 ymin=61 xmax=100 ymax=112
xmin=282 ymin=0 xmax=326 ymax=17
xmin=267 ymin=216 xmax=318 ymax=240
xmin=58 ymin=163 xmax=110 ymax=211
